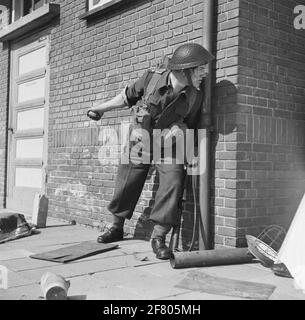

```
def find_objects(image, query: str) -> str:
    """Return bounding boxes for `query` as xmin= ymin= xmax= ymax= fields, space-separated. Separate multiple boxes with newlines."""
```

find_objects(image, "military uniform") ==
xmin=107 ymin=68 xmax=204 ymax=227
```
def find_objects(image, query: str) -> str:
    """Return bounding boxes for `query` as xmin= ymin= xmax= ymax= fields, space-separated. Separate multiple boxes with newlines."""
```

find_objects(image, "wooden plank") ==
xmin=30 ymin=241 xmax=119 ymax=263
xmin=176 ymin=270 xmax=276 ymax=300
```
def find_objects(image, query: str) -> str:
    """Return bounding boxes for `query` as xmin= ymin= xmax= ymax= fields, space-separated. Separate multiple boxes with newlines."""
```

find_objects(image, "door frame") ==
xmin=6 ymin=31 xmax=50 ymax=212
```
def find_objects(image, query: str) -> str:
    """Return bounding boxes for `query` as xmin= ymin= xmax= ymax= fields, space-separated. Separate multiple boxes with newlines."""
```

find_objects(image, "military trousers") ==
xmin=107 ymin=161 xmax=185 ymax=226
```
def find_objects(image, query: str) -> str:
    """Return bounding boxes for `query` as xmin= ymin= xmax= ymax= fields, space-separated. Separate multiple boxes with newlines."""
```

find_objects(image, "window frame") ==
xmin=0 ymin=5 xmax=9 ymax=31
xmin=12 ymin=0 xmax=49 ymax=23
xmin=80 ymin=0 xmax=128 ymax=20
xmin=88 ymin=0 xmax=114 ymax=11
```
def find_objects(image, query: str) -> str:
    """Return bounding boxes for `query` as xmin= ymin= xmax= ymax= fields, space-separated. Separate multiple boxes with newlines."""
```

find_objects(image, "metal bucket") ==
xmin=40 ymin=272 xmax=70 ymax=300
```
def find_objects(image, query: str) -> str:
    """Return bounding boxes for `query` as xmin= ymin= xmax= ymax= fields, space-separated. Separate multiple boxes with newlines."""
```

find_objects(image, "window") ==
xmin=0 ymin=5 xmax=8 ymax=30
xmin=88 ymin=0 xmax=114 ymax=11
xmin=12 ymin=0 xmax=50 ymax=23
xmin=79 ymin=0 xmax=126 ymax=19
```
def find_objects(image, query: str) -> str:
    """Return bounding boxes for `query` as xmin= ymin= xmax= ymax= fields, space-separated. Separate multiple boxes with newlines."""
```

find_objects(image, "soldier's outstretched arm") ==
xmin=87 ymin=69 xmax=149 ymax=121
xmin=87 ymin=92 xmax=128 ymax=120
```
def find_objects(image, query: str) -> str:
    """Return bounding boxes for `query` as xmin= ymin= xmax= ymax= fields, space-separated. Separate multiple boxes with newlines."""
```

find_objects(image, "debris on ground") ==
xmin=0 ymin=212 xmax=37 ymax=244
xmin=40 ymin=272 xmax=70 ymax=300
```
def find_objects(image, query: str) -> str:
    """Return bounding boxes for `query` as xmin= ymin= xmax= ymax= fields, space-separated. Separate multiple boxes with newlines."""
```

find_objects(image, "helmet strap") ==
xmin=183 ymin=68 xmax=194 ymax=87
xmin=171 ymin=70 xmax=187 ymax=93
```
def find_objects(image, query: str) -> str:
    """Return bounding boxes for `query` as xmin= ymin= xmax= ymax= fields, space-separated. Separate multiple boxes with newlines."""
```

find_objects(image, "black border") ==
xmin=0 ymin=300 xmax=291 ymax=319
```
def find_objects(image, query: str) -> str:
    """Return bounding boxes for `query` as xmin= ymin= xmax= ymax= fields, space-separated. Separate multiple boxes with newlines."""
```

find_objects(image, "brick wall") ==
xmin=0 ymin=1 xmax=10 ymax=208
xmin=47 ymin=0 xmax=208 ymax=241
xmin=212 ymin=0 xmax=305 ymax=247
xmin=211 ymin=0 xmax=241 ymax=247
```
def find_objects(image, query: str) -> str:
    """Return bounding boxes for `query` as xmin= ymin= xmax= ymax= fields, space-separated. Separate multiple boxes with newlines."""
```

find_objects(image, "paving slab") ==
xmin=244 ymin=262 xmax=270 ymax=272
xmin=248 ymin=273 xmax=305 ymax=300
xmin=0 ymin=236 xmax=96 ymax=251
xmin=269 ymin=288 xmax=305 ymax=300
xmin=6 ymin=269 xmax=37 ymax=288
xmin=0 ymin=249 xmax=34 ymax=261
xmin=3 ymin=225 xmax=96 ymax=243
xmin=92 ymin=266 xmax=190 ymax=300
xmin=1 ymin=257 xmax=61 ymax=272
xmin=136 ymin=260 xmax=191 ymax=277
xmin=161 ymin=291 xmax=245 ymax=300
xmin=0 ymin=283 xmax=42 ymax=300
xmin=200 ymin=263 xmax=271 ymax=282
xmin=66 ymin=274 xmax=144 ymax=300
xmin=86 ymin=286 xmax=144 ymax=300
xmin=119 ymin=241 xmax=154 ymax=254
xmin=175 ymin=270 xmax=275 ymax=300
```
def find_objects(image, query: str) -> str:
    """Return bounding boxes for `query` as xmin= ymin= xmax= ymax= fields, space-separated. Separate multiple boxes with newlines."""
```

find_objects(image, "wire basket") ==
xmin=257 ymin=225 xmax=286 ymax=252
xmin=246 ymin=225 xmax=286 ymax=268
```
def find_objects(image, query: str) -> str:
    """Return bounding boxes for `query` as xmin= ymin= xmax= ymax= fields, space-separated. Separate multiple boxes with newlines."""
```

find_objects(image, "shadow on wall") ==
xmin=210 ymin=79 xmax=238 ymax=248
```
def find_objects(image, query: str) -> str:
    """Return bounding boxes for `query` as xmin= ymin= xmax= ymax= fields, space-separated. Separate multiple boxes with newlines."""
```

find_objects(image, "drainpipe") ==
xmin=4 ymin=4 xmax=12 ymax=209
xmin=198 ymin=0 xmax=214 ymax=250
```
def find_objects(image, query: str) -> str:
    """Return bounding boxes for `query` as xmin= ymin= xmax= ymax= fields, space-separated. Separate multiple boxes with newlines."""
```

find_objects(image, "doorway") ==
xmin=6 ymin=34 xmax=49 ymax=214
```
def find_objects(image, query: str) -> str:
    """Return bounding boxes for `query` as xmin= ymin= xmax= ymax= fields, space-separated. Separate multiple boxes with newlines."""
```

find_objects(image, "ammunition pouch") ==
xmin=134 ymin=103 xmax=152 ymax=134
xmin=130 ymin=103 xmax=153 ymax=145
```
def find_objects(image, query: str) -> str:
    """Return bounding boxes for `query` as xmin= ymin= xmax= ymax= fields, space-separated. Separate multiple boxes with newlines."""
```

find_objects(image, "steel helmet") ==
xmin=168 ymin=43 xmax=214 ymax=70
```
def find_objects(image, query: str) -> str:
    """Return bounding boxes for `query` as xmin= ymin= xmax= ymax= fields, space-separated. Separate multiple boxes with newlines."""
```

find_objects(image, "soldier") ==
xmin=87 ymin=43 xmax=214 ymax=260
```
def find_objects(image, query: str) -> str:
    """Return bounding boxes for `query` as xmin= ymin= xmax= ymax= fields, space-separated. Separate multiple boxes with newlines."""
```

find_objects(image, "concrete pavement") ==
xmin=0 ymin=215 xmax=304 ymax=300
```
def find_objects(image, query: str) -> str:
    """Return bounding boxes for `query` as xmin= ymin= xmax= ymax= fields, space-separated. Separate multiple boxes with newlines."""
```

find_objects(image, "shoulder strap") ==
xmin=144 ymin=73 xmax=161 ymax=101
xmin=143 ymin=68 xmax=167 ymax=103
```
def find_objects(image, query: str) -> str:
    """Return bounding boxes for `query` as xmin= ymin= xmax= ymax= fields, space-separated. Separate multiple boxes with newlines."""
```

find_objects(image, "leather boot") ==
xmin=151 ymin=236 xmax=171 ymax=260
xmin=97 ymin=227 xmax=123 ymax=243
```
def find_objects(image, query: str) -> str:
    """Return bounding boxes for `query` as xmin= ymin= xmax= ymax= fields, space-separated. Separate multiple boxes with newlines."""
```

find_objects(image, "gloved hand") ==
xmin=87 ymin=109 xmax=103 ymax=121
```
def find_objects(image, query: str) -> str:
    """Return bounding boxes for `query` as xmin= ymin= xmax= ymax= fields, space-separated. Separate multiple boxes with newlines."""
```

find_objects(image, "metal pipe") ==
xmin=198 ymin=0 xmax=214 ymax=249
xmin=170 ymin=248 xmax=253 ymax=269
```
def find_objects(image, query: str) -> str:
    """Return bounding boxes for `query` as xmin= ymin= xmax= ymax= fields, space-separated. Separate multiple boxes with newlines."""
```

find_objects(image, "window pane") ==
xmin=15 ymin=167 xmax=42 ymax=188
xmin=0 ymin=6 xmax=4 ymax=31
xmin=19 ymin=46 xmax=46 ymax=75
xmin=18 ymin=78 xmax=45 ymax=103
xmin=14 ymin=0 xmax=22 ymax=21
xmin=23 ymin=0 xmax=32 ymax=16
xmin=16 ymin=138 xmax=43 ymax=159
xmin=34 ymin=0 xmax=44 ymax=10
xmin=17 ymin=108 xmax=44 ymax=131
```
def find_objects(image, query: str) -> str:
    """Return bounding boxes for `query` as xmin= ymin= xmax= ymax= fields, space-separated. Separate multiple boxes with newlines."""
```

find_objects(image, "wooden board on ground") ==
xmin=30 ymin=241 xmax=119 ymax=263
xmin=175 ymin=270 xmax=276 ymax=300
